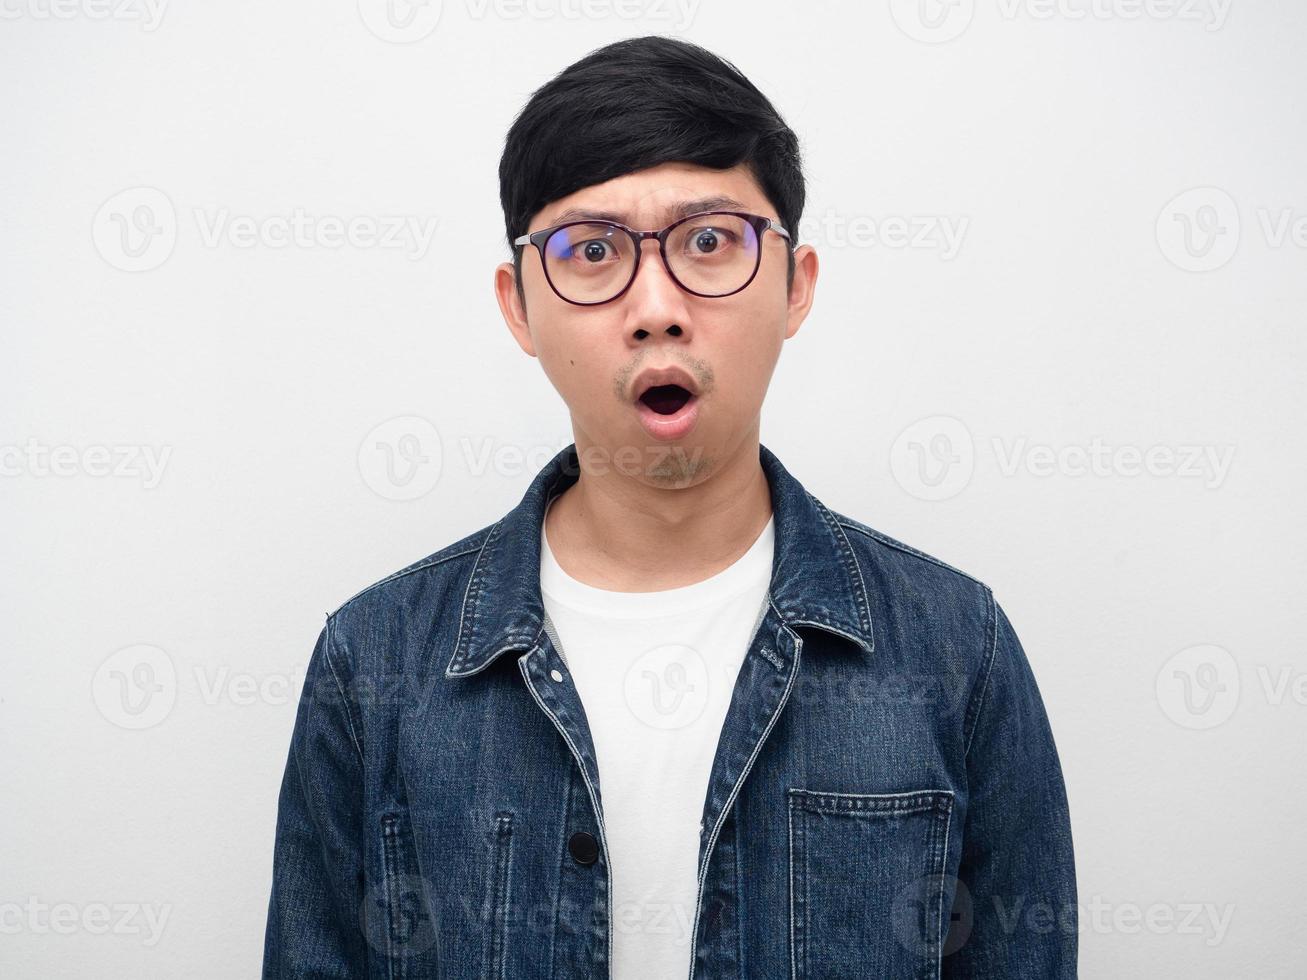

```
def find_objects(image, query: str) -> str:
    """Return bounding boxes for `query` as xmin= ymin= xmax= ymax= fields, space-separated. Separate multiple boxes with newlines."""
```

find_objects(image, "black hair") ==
xmin=498 ymin=35 xmax=805 ymax=302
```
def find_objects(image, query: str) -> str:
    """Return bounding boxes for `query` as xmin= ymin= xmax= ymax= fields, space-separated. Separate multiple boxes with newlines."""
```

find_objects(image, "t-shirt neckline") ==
xmin=539 ymin=497 xmax=775 ymax=618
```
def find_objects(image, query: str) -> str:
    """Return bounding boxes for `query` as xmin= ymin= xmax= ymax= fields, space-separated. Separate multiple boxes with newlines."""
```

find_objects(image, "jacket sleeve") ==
xmin=943 ymin=593 xmax=1078 ymax=978
xmin=263 ymin=616 xmax=370 ymax=977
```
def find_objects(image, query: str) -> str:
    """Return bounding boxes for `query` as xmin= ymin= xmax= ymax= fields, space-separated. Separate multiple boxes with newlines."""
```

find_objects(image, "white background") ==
xmin=2 ymin=1 xmax=1304 ymax=976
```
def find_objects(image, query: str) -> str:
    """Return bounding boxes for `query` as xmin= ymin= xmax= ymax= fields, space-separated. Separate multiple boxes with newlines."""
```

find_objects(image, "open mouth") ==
xmin=638 ymin=384 xmax=694 ymax=416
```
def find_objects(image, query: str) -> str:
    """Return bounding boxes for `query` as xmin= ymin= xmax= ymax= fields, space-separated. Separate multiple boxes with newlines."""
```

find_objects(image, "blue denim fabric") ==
xmin=263 ymin=442 xmax=1077 ymax=978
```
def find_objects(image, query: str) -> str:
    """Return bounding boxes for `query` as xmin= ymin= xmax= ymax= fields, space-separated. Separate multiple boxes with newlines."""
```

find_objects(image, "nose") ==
xmin=621 ymin=238 xmax=693 ymax=343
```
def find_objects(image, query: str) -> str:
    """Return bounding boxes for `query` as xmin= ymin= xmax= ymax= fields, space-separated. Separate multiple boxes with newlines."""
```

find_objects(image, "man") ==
xmin=263 ymin=35 xmax=1077 ymax=979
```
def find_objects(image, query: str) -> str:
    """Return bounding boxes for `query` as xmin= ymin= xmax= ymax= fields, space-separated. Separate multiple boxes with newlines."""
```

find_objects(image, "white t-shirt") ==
xmin=539 ymin=500 xmax=774 ymax=980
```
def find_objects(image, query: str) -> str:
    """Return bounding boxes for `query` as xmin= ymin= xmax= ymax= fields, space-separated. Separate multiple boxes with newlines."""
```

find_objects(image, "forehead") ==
xmin=532 ymin=161 xmax=772 ymax=231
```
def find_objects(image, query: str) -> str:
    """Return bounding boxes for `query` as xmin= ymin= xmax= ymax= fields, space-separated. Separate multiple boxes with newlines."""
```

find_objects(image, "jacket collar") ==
xmin=445 ymin=442 xmax=875 ymax=678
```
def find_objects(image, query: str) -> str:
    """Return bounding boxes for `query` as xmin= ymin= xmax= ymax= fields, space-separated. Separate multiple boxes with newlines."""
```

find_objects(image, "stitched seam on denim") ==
xmin=784 ymin=790 xmax=955 ymax=977
xmin=548 ymin=769 xmax=575 ymax=980
xmin=936 ymin=798 xmax=954 ymax=980
xmin=836 ymin=517 xmax=987 ymax=590
xmin=733 ymin=802 xmax=746 ymax=977
xmin=517 ymin=653 xmax=612 ymax=976
xmin=747 ymin=593 xmax=772 ymax=663
xmin=922 ymin=799 xmax=947 ymax=976
xmin=963 ymin=587 xmax=999 ymax=760
xmin=812 ymin=497 xmax=875 ymax=644
xmin=787 ymin=796 xmax=797 ymax=980
xmin=486 ymin=812 xmax=513 ymax=980
xmin=794 ymin=799 xmax=805 ymax=980
xmin=380 ymin=814 xmax=403 ymax=979
xmin=790 ymin=788 xmax=953 ymax=816
xmin=449 ymin=521 xmax=505 ymax=672
xmin=453 ymin=622 xmax=547 ymax=680
xmin=762 ymin=597 xmax=791 ymax=668
xmin=331 ymin=542 xmax=486 ymax=618
xmin=321 ymin=616 xmax=364 ymax=766
xmin=755 ymin=643 xmax=784 ymax=671
xmin=691 ymin=625 xmax=802 ymax=976
xmin=753 ymin=601 xmax=784 ymax=670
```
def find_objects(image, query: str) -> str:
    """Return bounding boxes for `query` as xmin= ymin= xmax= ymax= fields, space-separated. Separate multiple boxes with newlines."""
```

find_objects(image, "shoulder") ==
xmin=825 ymin=504 xmax=1010 ymax=743
xmin=823 ymin=501 xmax=1001 ymax=659
xmin=827 ymin=504 xmax=992 ymax=602
xmin=324 ymin=521 xmax=496 ymax=628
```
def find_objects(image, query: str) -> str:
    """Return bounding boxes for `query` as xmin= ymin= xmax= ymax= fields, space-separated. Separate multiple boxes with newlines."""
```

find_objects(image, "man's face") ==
xmin=495 ymin=161 xmax=818 ymax=487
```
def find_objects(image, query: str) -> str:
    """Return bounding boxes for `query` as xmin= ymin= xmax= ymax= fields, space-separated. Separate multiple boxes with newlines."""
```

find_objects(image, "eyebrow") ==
xmin=545 ymin=195 xmax=749 ymax=228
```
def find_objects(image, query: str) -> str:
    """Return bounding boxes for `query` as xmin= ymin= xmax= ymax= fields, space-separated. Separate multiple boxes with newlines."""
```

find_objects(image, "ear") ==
xmin=494 ymin=260 xmax=536 ymax=357
xmin=783 ymin=243 xmax=819 ymax=341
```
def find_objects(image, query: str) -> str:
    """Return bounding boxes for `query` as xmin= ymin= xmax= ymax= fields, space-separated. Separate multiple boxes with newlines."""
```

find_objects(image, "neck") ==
xmin=544 ymin=429 xmax=773 ymax=592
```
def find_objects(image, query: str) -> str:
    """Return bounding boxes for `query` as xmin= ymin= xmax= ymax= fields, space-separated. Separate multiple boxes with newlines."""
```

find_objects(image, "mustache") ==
xmin=613 ymin=353 xmax=715 ymax=402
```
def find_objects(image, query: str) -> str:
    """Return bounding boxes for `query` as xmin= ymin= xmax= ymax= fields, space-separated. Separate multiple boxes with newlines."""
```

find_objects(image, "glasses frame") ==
xmin=513 ymin=210 xmax=792 ymax=307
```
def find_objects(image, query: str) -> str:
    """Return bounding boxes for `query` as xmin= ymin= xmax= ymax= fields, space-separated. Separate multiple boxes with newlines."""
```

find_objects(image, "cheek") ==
xmin=532 ymin=322 xmax=608 ymax=405
xmin=714 ymin=301 xmax=786 ymax=403
xmin=723 ymin=293 xmax=787 ymax=361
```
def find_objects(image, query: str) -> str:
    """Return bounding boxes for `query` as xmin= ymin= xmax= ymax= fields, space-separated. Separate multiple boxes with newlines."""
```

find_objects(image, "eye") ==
xmin=684 ymin=226 xmax=738 ymax=256
xmin=577 ymin=238 xmax=615 ymax=263
xmin=547 ymin=228 xmax=623 ymax=266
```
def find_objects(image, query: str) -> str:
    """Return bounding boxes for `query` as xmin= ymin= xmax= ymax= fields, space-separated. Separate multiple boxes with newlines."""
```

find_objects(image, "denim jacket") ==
xmin=263 ymin=442 xmax=1077 ymax=979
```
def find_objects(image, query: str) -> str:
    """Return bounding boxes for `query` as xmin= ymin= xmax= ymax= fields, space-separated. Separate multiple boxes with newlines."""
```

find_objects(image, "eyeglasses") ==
xmin=513 ymin=210 xmax=792 ymax=307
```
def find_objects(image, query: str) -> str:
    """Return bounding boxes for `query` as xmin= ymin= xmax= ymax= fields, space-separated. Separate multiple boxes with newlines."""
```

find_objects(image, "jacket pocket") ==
xmin=378 ymin=811 xmax=437 ymax=979
xmin=787 ymin=788 xmax=954 ymax=980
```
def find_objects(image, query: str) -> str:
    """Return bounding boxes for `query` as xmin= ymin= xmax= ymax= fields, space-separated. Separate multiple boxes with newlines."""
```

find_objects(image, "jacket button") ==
xmin=568 ymin=831 xmax=598 ymax=866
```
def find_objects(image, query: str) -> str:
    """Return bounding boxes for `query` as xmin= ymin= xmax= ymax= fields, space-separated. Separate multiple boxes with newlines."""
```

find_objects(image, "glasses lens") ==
xmin=665 ymin=213 xmax=760 ymax=296
xmin=543 ymin=222 xmax=634 ymax=304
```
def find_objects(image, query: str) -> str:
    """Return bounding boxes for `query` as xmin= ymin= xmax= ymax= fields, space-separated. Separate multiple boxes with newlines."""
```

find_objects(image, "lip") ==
xmin=630 ymin=364 xmax=701 ymax=402
xmin=631 ymin=364 xmax=702 ymax=442
xmin=635 ymin=391 xmax=700 ymax=441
